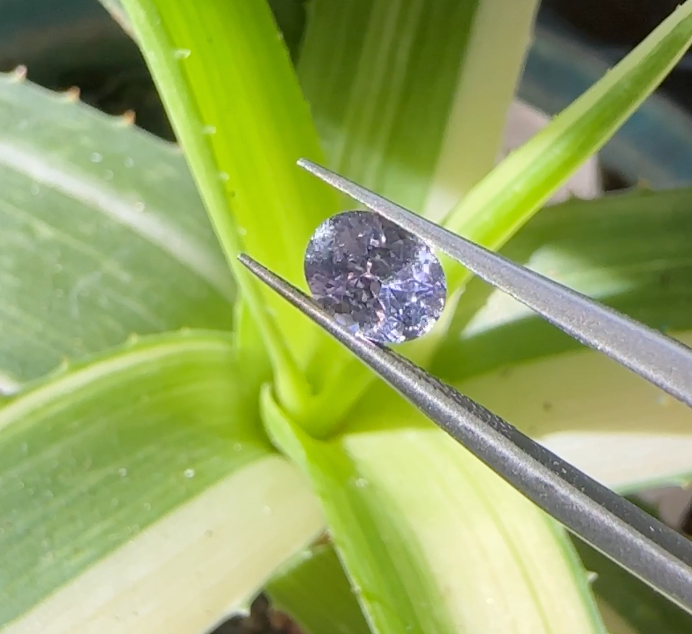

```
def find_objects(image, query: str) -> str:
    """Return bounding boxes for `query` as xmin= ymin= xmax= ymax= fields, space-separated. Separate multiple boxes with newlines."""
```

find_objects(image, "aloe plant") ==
xmin=3 ymin=1 xmax=692 ymax=633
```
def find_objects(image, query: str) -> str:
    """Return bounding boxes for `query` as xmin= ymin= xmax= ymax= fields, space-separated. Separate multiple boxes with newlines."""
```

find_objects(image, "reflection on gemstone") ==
xmin=304 ymin=210 xmax=447 ymax=343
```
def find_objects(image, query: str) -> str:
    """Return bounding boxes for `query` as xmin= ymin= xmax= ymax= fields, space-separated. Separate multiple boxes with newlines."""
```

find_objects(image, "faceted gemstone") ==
xmin=304 ymin=210 xmax=446 ymax=344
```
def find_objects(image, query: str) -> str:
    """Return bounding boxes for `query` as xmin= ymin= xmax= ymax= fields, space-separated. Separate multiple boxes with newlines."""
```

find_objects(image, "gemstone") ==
xmin=304 ymin=210 xmax=447 ymax=343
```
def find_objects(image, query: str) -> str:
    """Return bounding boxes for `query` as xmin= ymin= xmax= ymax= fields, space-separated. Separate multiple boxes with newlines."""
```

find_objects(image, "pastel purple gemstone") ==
xmin=304 ymin=210 xmax=446 ymax=344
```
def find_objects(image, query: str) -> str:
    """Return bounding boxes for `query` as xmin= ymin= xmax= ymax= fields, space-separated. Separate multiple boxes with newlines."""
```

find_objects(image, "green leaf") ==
xmin=458 ymin=330 xmax=692 ymax=492
xmin=418 ymin=0 xmax=540 ymax=219
xmin=300 ymin=0 xmax=472 ymax=212
xmin=4 ymin=454 xmax=323 ymax=634
xmin=97 ymin=0 xmax=307 ymax=61
xmin=0 ymin=331 xmax=324 ymax=629
xmin=0 ymin=71 xmax=234 ymax=389
xmin=119 ymin=0 xmax=340 ymax=397
xmin=575 ymin=536 xmax=692 ymax=634
xmin=263 ymin=385 xmax=606 ymax=634
xmin=268 ymin=537 xmax=689 ymax=634
xmin=429 ymin=188 xmax=692 ymax=491
xmin=299 ymin=0 xmax=537 ymax=214
xmin=433 ymin=187 xmax=692 ymax=381
xmin=266 ymin=543 xmax=371 ymax=634
xmin=442 ymin=1 xmax=692 ymax=289
xmin=297 ymin=0 xmax=539 ymax=429
xmin=267 ymin=0 xmax=307 ymax=62
xmin=268 ymin=537 xmax=692 ymax=634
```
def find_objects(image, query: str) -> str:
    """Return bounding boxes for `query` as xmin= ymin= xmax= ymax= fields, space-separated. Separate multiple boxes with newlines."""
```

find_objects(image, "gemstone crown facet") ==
xmin=304 ymin=210 xmax=446 ymax=343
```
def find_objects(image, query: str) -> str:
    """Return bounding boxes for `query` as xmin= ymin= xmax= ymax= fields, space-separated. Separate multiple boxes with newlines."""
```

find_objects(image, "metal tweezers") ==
xmin=239 ymin=159 xmax=692 ymax=614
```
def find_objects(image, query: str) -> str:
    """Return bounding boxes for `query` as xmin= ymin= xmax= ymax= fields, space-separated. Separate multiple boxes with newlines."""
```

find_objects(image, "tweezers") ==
xmin=239 ymin=159 xmax=692 ymax=614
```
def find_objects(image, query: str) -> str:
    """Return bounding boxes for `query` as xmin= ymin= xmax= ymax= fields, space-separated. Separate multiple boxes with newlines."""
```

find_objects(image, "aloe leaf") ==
xmin=442 ymin=1 xmax=692 ymax=289
xmin=4 ymin=455 xmax=323 ymax=634
xmin=97 ymin=0 xmax=306 ymax=61
xmin=0 ymin=331 xmax=323 ymax=630
xmin=0 ymin=71 xmax=234 ymax=389
xmin=428 ymin=188 xmax=692 ymax=491
xmin=458 ymin=330 xmax=692 ymax=492
xmin=263 ymin=387 xmax=606 ymax=634
xmin=298 ymin=0 xmax=539 ymax=425
xmin=119 ymin=0 xmax=340 ymax=389
xmin=433 ymin=187 xmax=692 ymax=381
xmin=420 ymin=0 xmax=540 ymax=219
xmin=267 ymin=0 xmax=307 ymax=61
xmin=267 ymin=538 xmax=686 ymax=634
xmin=299 ymin=0 xmax=537 ymax=214
xmin=266 ymin=543 xmax=370 ymax=634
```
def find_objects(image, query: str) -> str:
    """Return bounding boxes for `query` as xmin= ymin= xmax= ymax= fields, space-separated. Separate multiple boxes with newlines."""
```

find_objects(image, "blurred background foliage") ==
xmin=4 ymin=0 xmax=692 ymax=189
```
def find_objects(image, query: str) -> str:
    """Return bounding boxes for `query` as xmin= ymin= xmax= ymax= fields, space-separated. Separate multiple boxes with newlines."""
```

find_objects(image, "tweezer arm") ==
xmin=239 ymin=253 xmax=692 ymax=616
xmin=298 ymin=159 xmax=692 ymax=411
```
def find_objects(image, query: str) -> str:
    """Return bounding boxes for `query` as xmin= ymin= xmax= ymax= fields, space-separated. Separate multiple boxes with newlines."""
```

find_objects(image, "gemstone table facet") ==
xmin=304 ymin=210 xmax=447 ymax=343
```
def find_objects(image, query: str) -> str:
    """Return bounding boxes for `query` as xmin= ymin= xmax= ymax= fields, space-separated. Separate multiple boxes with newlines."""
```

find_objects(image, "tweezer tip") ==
xmin=238 ymin=253 xmax=280 ymax=293
xmin=297 ymin=157 xmax=328 ymax=177
xmin=237 ymin=253 xmax=256 ymax=268
xmin=237 ymin=253 xmax=263 ymax=277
